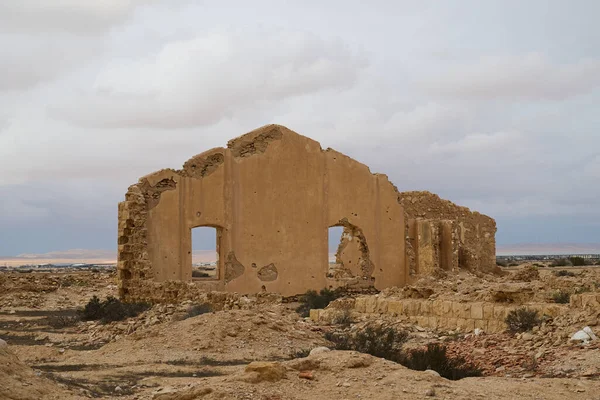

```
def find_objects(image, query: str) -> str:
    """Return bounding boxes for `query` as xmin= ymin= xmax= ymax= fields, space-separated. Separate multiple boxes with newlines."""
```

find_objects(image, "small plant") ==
xmin=505 ymin=307 xmax=540 ymax=333
xmin=289 ymin=348 xmax=311 ymax=359
xmin=553 ymin=269 xmax=576 ymax=277
xmin=521 ymin=355 xmax=538 ymax=372
xmin=325 ymin=326 xmax=408 ymax=362
xmin=185 ymin=303 xmax=212 ymax=319
xmin=574 ymin=286 xmax=591 ymax=294
xmin=332 ymin=309 xmax=353 ymax=326
xmin=192 ymin=270 xmax=210 ymax=278
xmin=296 ymin=288 xmax=343 ymax=317
xmin=46 ymin=315 xmax=80 ymax=328
xmin=496 ymin=260 xmax=508 ymax=267
xmin=80 ymin=295 xmax=102 ymax=320
xmin=569 ymin=257 xmax=586 ymax=266
xmin=552 ymin=290 xmax=570 ymax=304
xmin=401 ymin=343 xmax=482 ymax=380
xmin=79 ymin=296 xmax=150 ymax=323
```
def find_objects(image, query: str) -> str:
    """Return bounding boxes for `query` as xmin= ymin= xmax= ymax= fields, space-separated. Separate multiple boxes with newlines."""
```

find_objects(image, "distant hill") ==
xmin=497 ymin=243 xmax=600 ymax=256
xmin=3 ymin=244 xmax=599 ymax=267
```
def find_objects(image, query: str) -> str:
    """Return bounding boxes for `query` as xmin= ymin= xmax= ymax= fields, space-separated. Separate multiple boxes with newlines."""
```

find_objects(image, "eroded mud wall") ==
xmin=118 ymin=125 xmax=406 ymax=301
xmin=398 ymin=191 xmax=496 ymax=273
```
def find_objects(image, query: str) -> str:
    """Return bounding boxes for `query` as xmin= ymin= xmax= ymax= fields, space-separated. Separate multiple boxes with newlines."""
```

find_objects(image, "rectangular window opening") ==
xmin=191 ymin=226 xmax=219 ymax=280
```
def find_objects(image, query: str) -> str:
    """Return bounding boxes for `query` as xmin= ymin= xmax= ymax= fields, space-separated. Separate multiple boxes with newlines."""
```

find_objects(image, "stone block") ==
xmin=457 ymin=318 xmax=475 ymax=332
xmin=453 ymin=302 xmax=471 ymax=319
xmin=446 ymin=318 xmax=458 ymax=330
xmin=376 ymin=297 xmax=389 ymax=313
xmin=470 ymin=303 xmax=484 ymax=320
xmin=487 ymin=319 xmax=505 ymax=333
xmin=493 ymin=306 xmax=507 ymax=320
xmin=581 ymin=294 xmax=600 ymax=310
xmin=364 ymin=296 xmax=377 ymax=313
xmin=354 ymin=297 xmax=367 ymax=313
xmin=309 ymin=309 xmax=321 ymax=322
xmin=386 ymin=300 xmax=403 ymax=316
xmin=420 ymin=301 xmax=432 ymax=315
xmin=474 ymin=319 xmax=487 ymax=331
xmin=438 ymin=317 xmax=448 ymax=329
xmin=431 ymin=300 xmax=443 ymax=316
xmin=428 ymin=316 xmax=439 ymax=329
xmin=442 ymin=301 xmax=453 ymax=316
xmin=406 ymin=300 xmax=421 ymax=316
xmin=483 ymin=304 xmax=494 ymax=320
xmin=417 ymin=316 xmax=429 ymax=327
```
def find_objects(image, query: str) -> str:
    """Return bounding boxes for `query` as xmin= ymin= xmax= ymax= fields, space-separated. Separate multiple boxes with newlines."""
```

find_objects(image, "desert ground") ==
xmin=2 ymin=264 xmax=600 ymax=399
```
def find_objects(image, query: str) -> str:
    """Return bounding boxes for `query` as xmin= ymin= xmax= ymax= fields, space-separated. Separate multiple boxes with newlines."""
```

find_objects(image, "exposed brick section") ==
xmin=399 ymin=191 xmax=497 ymax=274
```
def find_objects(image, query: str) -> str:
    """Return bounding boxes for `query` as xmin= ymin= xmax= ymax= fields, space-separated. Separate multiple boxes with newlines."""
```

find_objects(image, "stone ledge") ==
xmin=310 ymin=296 xmax=569 ymax=333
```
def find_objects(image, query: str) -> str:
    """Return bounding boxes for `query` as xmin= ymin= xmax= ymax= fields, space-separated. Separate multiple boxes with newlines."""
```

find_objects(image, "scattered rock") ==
xmin=241 ymin=361 xmax=287 ymax=383
xmin=152 ymin=386 xmax=213 ymax=400
xmin=309 ymin=346 xmax=331 ymax=356
xmin=424 ymin=369 xmax=441 ymax=378
xmin=298 ymin=370 xmax=315 ymax=380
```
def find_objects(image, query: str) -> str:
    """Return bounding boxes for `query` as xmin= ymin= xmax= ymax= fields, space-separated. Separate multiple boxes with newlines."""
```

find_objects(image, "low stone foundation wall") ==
xmin=570 ymin=293 xmax=600 ymax=309
xmin=310 ymin=296 xmax=569 ymax=333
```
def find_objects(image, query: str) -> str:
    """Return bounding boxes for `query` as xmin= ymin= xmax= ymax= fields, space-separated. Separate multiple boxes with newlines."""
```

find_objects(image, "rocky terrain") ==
xmin=2 ymin=265 xmax=600 ymax=399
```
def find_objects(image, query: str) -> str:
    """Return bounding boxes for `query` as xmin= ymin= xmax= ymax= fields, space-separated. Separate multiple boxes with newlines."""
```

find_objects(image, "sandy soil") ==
xmin=2 ymin=266 xmax=600 ymax=399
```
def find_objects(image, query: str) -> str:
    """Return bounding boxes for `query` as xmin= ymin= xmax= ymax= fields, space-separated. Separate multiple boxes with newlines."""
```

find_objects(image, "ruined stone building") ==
xmin=117 ymin=125 xmax=496 ymax=302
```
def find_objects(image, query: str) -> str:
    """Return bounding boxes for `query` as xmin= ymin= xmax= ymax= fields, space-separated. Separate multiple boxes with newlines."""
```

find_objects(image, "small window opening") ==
xmin=191 ymin=226 xmax=219 ymax=279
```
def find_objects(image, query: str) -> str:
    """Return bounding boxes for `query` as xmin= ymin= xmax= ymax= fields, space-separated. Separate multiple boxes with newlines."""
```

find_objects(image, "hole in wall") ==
xmin=327 ymin=221 xmax=375 ymax=285
xmin=191 ymin=226 xmax=219 ymax=279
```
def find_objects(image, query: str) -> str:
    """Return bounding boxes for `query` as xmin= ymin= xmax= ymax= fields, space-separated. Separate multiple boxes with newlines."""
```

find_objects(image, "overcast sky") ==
xmin=1 ymin=0 xmax=599 ymax=255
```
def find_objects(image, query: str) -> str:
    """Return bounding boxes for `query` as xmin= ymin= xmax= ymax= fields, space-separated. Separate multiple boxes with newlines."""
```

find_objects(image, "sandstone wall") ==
xmin=399 ymin=191 xmax=496 ymax=274
xmin=311 ymin=296 xmax=568 ymax=334
xmin=118 ymin=125 xmax=407 ymax=301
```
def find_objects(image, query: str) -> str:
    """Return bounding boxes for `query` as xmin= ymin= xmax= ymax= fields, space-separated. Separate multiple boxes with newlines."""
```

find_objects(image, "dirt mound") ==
xmin=154 ymin=350 xmax=600 ymax=400
xmin=0 ymin=345 xmax=80 ymax=400
xmin=64 ymin=305 xmax=328 ymax=366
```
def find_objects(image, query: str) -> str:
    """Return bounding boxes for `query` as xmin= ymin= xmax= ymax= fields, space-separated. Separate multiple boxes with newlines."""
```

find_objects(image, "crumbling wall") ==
xmin=118 ymin=125 xmax=406 ymax=301
xmin=399 ymin=191 xmax=496 ymax=274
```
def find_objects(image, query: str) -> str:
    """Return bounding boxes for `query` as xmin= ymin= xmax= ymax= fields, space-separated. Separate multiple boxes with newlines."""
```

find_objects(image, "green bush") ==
xmin=79 ymin=296 xmax=150 ymax=323
xmin=552 ymin=290 xmax=570 ymax=304
xmin=46 ymin=315 xmax=80 ymax=328
xmin=569 ymin=257 xmax=586 ymax=266
xmin=296 ymin=288 xmax=343 ymax=317
xmin=553 ymin=269 xmax=576 ymax=277
xmin=401 ymin=343 xmax=482 ymax=380
xmin=505 ymin=307 xmax=540 ymax=333
xmin=192 ymin=270 xmax=210 ymax=278
xmin=185 ymin=303 xmax=212 ymax=319
xmin=325 ymin=326 xmax=408 ymax=362
xmin=289 ymin=348 xmax=311 ymax=359
xmin=325 ymin=328 xmax=480 ymax=380
xmin=496 ymin=260 xmax=508 ymax=267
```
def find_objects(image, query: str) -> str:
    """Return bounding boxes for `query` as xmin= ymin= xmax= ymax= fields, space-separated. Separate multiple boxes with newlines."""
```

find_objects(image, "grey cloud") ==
xmin=0 ymin=34 xmax=103 ymax=91
xmin=0 ymin=1 xmax=161 ymax=34
xmin=1 ymin=1 xmax=599 ymax=254
xmin=51 ymin=31 xmax=367 ymax=129
xmin=418 ymin=54 xmax=600 ymax=101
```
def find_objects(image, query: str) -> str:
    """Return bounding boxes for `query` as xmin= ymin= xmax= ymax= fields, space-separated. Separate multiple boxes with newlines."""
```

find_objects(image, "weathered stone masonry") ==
xmin=118 ymin=125 xmax=407 ymax=301
xmin=118 ymin=125 xmax=497 ymax=302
